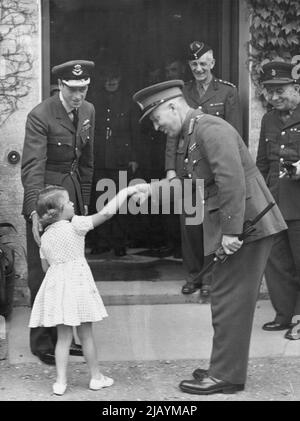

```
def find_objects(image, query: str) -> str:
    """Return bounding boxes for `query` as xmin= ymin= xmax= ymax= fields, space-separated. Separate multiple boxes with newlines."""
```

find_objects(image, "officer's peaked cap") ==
xmin=133 ymin=80 xmax=184 ymax=122
xmin=52 ymin=60 xmax=95 ymax=87
xmin=260 ymin=61 xmax=297 ymax=85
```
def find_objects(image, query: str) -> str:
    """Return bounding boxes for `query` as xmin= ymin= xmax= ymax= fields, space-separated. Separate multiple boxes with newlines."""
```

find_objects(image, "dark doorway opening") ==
xmin=48 ymin=0 xmax=239 ymax=94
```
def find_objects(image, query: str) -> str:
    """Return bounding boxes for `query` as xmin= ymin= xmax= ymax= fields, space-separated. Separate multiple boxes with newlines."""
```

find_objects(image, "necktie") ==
xmin=71 ymin=108 xmax=79 ymax=130
xmin=197 ymin=83 xmax=205 ymax=99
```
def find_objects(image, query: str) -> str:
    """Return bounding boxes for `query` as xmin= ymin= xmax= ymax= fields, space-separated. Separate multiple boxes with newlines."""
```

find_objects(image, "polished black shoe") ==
xmin=200 ymin=285 xmax=210 ymax=299
xmin=262 ymin=321 xmax=291 ymax=331
xmin=114 ymin=247 xmax=126 ymax=257
xmin=69 ymin=343 xmax=83 ymax=356
xmin=34 ymin=351 xmax=55 ymax=365
xmin=192 ymin=368 xmax=209 ymax=380
xmin=284 ymin=322 xmax=300 ymax=340
xmin=179 ymin=376 xmax=244 ymax=395
xmin=181 ymin=281 xmax=199 ymax=295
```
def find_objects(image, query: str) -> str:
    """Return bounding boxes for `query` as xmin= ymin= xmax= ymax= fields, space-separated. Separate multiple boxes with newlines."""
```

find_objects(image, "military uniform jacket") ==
xmin=256 ymin=104 xmax=300 ymax=220
xmin=165 ymin=76 xmax=242 ymax=172
xmin=90 ymin=87 xmax=139 ymax=170
xmin=161 ymin=109 xmax=286 ymax=255
xmin=21 ymin=94 xmax=95 ymax=217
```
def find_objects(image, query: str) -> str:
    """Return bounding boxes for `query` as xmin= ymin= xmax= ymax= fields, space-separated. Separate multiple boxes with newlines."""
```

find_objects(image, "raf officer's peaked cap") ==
xmin=52 ymin=60 xmax=95 ymax=87
xmin=260 ymin=61 xmax=297 ymax=85
xmin=187 ymin=41 xmax=212 ymax=61
xmin=133 ymin=80 xmax=184 ymax=122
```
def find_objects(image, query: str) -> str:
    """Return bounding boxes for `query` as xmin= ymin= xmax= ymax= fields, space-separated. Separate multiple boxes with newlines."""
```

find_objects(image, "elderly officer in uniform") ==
xmin=165 ymin=41 xmax=242 ymax=296
xmin=21 ymin=60 xmax=95 ymax=365
xmin=256 ymin=61 xmax=300 ymax=340
xmin=133 ymin=80 xmax=286 ymax=394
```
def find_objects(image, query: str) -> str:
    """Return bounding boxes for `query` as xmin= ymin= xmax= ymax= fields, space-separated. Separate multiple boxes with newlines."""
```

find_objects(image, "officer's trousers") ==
xmin=264 ymin=220 xmax=300 ymax=324
xmin=26 ymin=221 xmax=57 ymax=354
xmin=208 ymin=236 xmax=273 ymax=385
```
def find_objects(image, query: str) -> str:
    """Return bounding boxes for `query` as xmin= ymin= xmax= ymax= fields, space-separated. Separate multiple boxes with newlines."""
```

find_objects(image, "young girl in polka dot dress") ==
xmin=29 ymin=184 xmax=141 ymax=395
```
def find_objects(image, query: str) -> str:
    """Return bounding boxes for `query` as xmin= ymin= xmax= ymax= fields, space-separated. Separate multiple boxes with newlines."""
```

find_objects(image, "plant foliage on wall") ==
xmin=0 ymin=0 xmax=37 ymax=126
xmin=247 ymin=0 xmax=300 ymax=96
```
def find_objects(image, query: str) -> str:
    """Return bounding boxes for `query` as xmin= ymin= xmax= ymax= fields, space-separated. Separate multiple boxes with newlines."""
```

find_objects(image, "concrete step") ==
xmin=8 ymin=300 xmax=299 ymax=364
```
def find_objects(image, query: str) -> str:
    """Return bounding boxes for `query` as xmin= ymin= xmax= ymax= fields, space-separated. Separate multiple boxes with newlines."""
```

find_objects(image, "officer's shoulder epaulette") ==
xmin=188 ymin=114 xmax=204 ymax=135
xmin=218 ymin=78 xmax=236 ymax=88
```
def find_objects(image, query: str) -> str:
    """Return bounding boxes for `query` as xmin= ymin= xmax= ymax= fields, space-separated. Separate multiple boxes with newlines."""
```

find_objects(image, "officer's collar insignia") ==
xmin=72 ymin=64 xmax=83 ymax=76
xmin=178 ymin=138 xmax=185 ymax=148
xmin=83 ymin=119 xmax=90 ymax=126
xmin=188 ymin=118 xmax=195 ymax=134
xmin=271 ymin=69 xmax=276 ymax=77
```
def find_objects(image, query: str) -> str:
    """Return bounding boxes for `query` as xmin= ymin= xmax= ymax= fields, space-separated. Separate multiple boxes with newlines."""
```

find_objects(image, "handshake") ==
xmin=128 ymin=182 xmax=152 ymax=204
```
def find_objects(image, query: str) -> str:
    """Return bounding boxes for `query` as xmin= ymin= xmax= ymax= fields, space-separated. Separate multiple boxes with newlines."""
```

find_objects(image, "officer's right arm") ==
xmin=21 ymin=111 xmax=48 ymax=218
xmin=256 ymin=116 xmax=270 ymax=181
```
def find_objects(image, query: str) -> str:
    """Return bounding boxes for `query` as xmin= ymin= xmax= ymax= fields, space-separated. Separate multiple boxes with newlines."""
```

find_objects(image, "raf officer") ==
xmin=256 ymin=61 xmax=300 ymax=340
xmin=165 ymin=41 xmax=242 ymax=296
xmin=21 ymin=60 xmax=95 ymax=365
xmin=133 ymin=80 xmax=286 ymax=395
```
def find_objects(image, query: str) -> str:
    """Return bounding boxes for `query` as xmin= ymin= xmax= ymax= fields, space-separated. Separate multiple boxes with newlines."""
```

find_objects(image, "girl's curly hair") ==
xmin=36 ymin=185 xmax=68 ymax=228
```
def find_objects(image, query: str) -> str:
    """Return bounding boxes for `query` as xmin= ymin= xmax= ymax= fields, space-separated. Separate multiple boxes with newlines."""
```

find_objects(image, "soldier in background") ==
xmin=256 ymin=61 xmax=300 ymax=340
xmin=165 ymin=41 xmax=242 ymax=295
xmin=88 ymin=62 xmax=139 ymax=256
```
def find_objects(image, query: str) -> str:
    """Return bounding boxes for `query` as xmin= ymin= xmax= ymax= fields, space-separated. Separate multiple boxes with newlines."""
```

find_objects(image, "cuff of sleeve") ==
xmin=29 ymin=210 xmax=37 ymax=220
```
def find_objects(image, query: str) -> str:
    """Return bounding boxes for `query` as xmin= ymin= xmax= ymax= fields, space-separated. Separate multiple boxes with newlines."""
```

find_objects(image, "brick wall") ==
xmin=0 ymin=0 xmax=41 ymax=306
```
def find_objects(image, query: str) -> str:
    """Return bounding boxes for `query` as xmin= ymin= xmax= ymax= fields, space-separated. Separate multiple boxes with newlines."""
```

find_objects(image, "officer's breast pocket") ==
xmin=265 ymin=133 xmax=279 ymax=160
xmin=48 ymin=136 xmax=73 ymax=159
xmin=189 ymin=144 xmax=204 ymax=177
xmin=207 ymin=103 xmax=225 ymax=118
xmin=287 ymin=128 xmax=300 ymax=159
xmin=80 ymin=126 xmax=91 ymax=146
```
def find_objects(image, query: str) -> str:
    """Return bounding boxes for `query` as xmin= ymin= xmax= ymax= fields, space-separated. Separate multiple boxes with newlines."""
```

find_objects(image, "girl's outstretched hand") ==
xmin=129 ymin=183 xmax=151 ymax=205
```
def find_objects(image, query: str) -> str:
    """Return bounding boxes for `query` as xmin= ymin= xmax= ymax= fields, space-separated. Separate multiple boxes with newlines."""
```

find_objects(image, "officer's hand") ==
xmin=31 ymin=212 xmax=41 ymax=247
xmin=166 ymin=170 xmax=177 ymax=180
xmin=128 ymin=161 xmax=139 ymax=174
xmin=221 ymin=235 xmax=243 ymax=255
xmin=291 ymin=160 xmax=300 ymax=180
xmin=84 ymin=205 xmax=88 ymax=216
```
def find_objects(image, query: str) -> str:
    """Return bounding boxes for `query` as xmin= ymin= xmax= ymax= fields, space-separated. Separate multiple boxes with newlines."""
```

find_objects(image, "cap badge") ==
xmin=72 ymin=64 xmax=83 ymax=76
xmin=190 ymin=41 xmax=204 ymax=59
xmin=271 ymin=69 xmax=276 ymax=76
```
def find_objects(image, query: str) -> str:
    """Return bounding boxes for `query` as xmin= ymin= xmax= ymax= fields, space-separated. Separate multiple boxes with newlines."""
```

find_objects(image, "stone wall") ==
xmin=0 ymin=0 xmax=41 ymax=306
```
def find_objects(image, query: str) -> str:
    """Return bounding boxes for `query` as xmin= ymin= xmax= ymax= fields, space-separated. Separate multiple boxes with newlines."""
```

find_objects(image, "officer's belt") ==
xmin=46 ymin=160 xmax=78 ymax=174
xmin=204 ymin=165 xmax=259 ymax=200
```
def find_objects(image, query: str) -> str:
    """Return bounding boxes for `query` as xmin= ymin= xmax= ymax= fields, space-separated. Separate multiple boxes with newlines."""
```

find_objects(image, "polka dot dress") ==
xmin=29 ymin=216 xmax=108 ymax=327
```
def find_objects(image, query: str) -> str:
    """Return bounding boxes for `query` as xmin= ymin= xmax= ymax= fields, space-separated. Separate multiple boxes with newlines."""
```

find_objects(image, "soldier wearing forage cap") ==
xmin=165 ymin=41 xmax=242 ymax=296
xmin=256 ymin=60 xmax=300 ymax=340
xmin=133 ymin=79 xmax=286 ymax=395
xmin=21 ymin=60 xmax=95 ymax=365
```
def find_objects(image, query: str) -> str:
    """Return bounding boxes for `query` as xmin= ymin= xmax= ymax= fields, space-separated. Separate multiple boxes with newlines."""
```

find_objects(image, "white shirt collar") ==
xmin=59 ymin=91 xmax=73 ymax=114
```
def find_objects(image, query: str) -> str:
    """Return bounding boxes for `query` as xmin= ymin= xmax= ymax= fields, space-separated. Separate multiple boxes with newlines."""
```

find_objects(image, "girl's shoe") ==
xmin=53 ymin=382 xmax=67 ymax=395
xmin=89 ymin=376 xmax=114 ymax=390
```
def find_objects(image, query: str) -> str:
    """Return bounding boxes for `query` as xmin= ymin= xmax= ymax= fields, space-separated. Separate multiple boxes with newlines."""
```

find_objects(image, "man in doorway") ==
xmin=256 ymin=61 xmax=300 ymax=340
xmin=21 ymin=60 xmax=95 ymax=365
xmin=133 ymin=79 xmax=286 ymax=395
xmin=88 ymin=62 xmax=139 ymax=256
xmin=165 ymin=41 xmax=242 ymax=296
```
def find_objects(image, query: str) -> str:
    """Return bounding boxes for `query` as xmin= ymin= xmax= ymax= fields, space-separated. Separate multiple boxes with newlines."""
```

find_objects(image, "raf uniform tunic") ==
xmin=256 ymin=104 xmax=300 ymax=323
xmin=21 ymin=93 xmax=95 ymax=355
xmin=151 ymin=108 xmax=286 ymax=384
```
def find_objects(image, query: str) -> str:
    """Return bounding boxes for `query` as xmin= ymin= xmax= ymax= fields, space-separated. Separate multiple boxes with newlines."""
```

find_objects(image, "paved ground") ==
xmin=1 ymin=300 xmax=300 ymax=402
